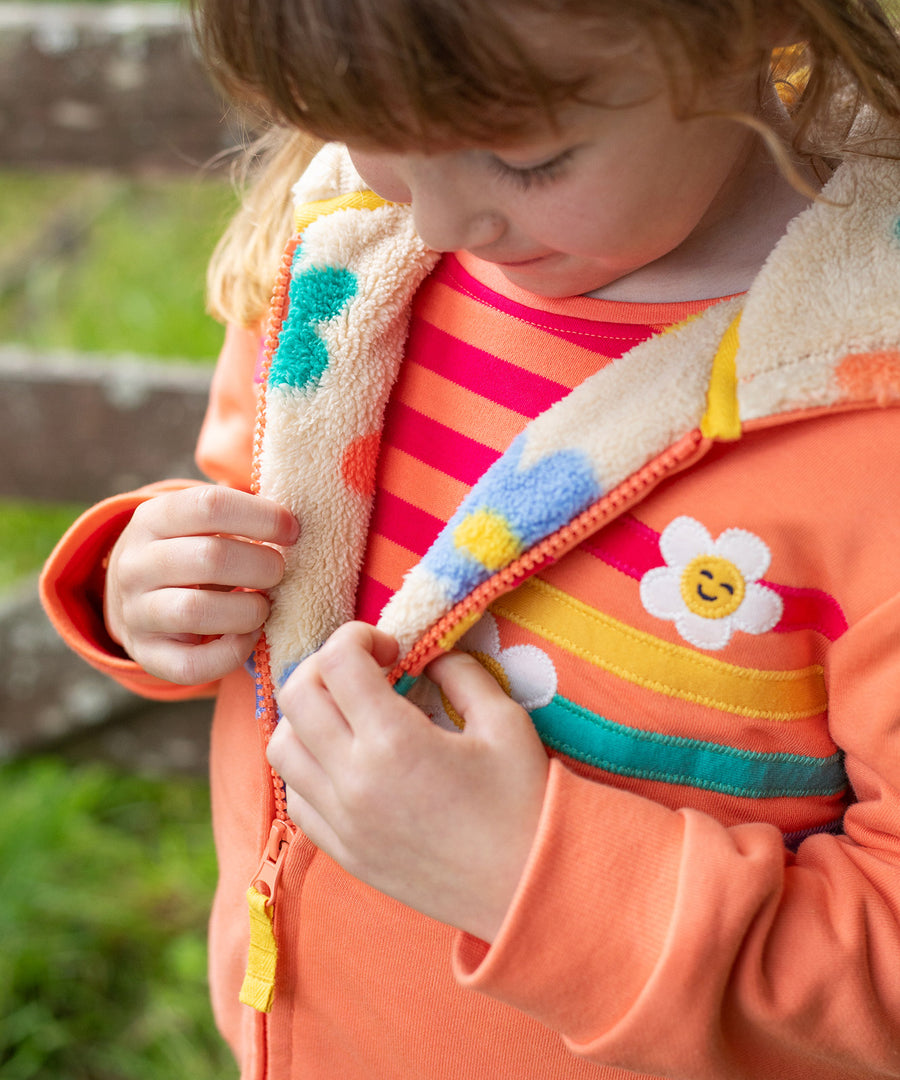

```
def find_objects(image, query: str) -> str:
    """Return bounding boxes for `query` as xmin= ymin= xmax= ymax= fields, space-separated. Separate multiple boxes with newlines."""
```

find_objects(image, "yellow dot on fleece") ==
xmin=453 ymin=509 xmax=523 ymax=571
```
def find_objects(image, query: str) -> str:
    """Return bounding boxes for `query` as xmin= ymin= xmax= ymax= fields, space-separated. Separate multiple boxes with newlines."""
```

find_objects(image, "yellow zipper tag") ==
xmin=240 ymin=886 xmax=279 ymax=1013
xmin=239 ymin=818 xmax=294 ymax=1013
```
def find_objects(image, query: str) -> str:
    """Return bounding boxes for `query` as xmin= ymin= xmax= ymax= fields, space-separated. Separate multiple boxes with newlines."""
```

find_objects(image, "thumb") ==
xmin=425 ymin=650 xmax=530 ymax=735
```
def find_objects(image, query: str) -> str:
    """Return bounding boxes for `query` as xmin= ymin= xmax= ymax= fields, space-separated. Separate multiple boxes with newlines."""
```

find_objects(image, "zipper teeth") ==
xmin=251 ymin=238 xmax=298 ymax=498
xmin=251 ymin=236 xmax=300 ymax=822
xmin=253 ymin=631 xmax=290 ymax=820
xmin=390 ymin=428 xmax=705 ymax=682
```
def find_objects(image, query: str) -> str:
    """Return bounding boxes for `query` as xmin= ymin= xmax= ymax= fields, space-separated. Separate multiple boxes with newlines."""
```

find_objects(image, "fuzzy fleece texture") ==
xmin=255 ymin=145 xmax=900 ymax=686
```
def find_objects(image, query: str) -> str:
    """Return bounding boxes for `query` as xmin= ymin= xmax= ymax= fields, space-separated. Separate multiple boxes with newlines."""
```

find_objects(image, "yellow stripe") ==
xmin=294 ymin=190 xmax=389 ymax=233
xmin=701 ymin=313 xmax=742 ymax=441
xmin=490 ymin=577 xmax=827 ymax=721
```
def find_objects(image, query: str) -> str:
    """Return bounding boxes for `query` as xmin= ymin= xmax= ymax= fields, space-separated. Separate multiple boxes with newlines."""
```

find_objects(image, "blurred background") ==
xmin=1 ymin=2 xmax=244 ymax=1075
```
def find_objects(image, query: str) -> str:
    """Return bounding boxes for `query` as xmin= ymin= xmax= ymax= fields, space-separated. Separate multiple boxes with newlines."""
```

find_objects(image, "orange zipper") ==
xmin=389 ymin=427 xmax=709 ymax=684
xmin=240 ymin=239 xmax=302 ymax=1026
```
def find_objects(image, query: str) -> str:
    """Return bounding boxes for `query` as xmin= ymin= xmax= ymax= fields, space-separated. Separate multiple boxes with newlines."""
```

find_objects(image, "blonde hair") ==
xmin=197 ymin=0 xmax=900 ymax=325
xmin=206 ymin=128 xmax=321 ymax=327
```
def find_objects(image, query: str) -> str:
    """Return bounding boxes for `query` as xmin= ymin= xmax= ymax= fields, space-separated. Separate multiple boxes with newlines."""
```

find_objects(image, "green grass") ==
xmin=0 ymin=171 xmax=237 ymax=362
xmin=0 ymin=500 xmax=87 ymax=591
xmin=0 ymin=755 xmax=237 ymax=1080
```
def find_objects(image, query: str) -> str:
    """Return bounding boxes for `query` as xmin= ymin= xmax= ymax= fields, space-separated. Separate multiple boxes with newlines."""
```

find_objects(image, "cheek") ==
xmin=347 ymin=151 xmax=412 ymax=203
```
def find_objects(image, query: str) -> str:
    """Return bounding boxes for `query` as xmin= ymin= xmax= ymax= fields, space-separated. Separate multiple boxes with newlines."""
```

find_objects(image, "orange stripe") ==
xmin=394 ymin=363 xmax=528 ymax=452
xmin=416 ymin=281 xmax=613 ymax=388
xmin=377 ymin=446 xmax=469 ymax=523
xmin=360 ymin=531 xmax=419 ymax=593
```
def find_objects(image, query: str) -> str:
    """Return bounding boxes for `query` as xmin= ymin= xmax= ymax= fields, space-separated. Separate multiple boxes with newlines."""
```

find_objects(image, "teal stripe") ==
xmin=531 ymin=695 xmax=846 ymax=799
xmin=394 ymin=673 xmax=418 ymax=697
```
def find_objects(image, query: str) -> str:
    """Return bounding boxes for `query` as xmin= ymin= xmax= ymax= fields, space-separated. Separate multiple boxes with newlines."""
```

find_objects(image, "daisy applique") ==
xmin=639 ymin=516 xmax=783 ymax=651
xmin=408 ymin=612 xmax=557 ymax=731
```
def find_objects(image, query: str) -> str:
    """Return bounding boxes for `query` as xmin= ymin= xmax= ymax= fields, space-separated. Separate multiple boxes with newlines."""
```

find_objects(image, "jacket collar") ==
xmin=257 ymin=146 xmax=900 ymax=684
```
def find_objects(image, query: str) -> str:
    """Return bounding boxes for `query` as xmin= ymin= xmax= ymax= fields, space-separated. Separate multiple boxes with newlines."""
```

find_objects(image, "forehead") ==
xmin=349 ymin=14 xmax=666 ymax=153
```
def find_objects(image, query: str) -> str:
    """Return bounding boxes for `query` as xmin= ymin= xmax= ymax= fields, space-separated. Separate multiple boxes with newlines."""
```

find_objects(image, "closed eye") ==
xmin=486 ymin=147 xmax=577 ymax=191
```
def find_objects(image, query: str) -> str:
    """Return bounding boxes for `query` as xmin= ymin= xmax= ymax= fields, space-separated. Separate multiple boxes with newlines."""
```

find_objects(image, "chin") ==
xmin=499 ymin=264 xmax=613 ymax=299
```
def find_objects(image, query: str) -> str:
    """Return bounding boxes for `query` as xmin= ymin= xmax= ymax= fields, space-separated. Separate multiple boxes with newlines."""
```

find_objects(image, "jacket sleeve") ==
xmin=453 ymin=592 xmax=900 ymax=1079
xmin=39 ymin=323 xmax=262 ymax=701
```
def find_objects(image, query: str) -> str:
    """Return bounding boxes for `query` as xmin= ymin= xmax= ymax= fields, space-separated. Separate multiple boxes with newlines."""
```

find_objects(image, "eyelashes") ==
xmin=486 ymin=147 xmax=577 ymax=191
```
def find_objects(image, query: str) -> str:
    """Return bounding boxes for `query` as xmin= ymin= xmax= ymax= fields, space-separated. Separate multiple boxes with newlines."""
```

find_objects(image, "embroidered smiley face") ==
xmin=680 ymin=555 xmax=746 ymax=620
xmin=639 ymin=516 xmax=784 ymax=650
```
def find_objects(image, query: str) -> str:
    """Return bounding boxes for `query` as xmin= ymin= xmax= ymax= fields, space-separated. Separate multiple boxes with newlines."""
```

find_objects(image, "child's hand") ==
xmin=268 ymin=622 xmax=549 ymax=942
xmin=104 ymin=486 xmax=299 ymax=684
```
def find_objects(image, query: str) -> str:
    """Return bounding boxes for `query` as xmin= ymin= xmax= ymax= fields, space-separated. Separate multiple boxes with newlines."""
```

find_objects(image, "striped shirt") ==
xmin=355 ymin=252 xmax=714 ymax=623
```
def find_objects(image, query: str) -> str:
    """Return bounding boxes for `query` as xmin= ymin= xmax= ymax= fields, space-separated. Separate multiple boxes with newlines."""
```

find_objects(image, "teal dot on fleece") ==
xmin=894 ymin=215 xmax=900 ymax=244
xmin=268 ymin=261 xmax=358 ymax=392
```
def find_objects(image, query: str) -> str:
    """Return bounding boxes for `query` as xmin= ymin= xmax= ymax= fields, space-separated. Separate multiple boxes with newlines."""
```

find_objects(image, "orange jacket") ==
xmin=41 ymin=149 xmax=900 ymax=1079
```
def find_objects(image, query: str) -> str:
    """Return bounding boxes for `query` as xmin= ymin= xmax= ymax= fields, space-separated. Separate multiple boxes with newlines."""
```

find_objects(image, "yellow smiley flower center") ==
xmin=440 ymin=650 xmax=512 ymax=731
xmin=680 ymin=555 xmax=746 ymax=619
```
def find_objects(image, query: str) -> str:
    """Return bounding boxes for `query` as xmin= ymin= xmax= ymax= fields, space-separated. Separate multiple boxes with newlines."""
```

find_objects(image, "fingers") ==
xmin=426 ymin=650 xmax=533 ymax=734
xmin=103 ymin=484 xmax=299 ymax=684
xmin=313 ymin=623 xmax=402 ymax=731
xmin=136 ymin=629 xmax=262 ymax=685
xmin=137 ymin=586 xmax=270 ymax=637
xmin=119 ymin=533 xmax=287 ymax=592
xmin=276 ymin=644 xmax=356 ymax=765
xmin=133 ymin=485 xmax=299 ymax=546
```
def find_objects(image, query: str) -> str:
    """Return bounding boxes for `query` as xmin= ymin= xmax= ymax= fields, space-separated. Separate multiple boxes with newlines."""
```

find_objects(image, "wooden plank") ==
xmin=0 ymin=345 xmax=212 ymax=502
xmin=0 ymin=2 xmax=239 ymax=172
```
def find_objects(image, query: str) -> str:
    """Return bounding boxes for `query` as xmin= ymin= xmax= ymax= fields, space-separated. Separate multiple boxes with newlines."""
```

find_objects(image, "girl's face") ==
xmin=348 ymin=41 xmax=770 ymax=298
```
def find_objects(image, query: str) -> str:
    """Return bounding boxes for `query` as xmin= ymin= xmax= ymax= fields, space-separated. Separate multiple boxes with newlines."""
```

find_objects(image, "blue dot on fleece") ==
xmin=269 ymin=257 xmax=358 ymax=392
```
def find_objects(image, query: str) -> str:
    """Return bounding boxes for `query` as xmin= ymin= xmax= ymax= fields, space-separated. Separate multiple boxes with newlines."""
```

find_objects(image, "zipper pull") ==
xmin=240 ymin=818 xmax=295 ymax=1013
xmin=252 ymin=818 xmax=294 ymax=904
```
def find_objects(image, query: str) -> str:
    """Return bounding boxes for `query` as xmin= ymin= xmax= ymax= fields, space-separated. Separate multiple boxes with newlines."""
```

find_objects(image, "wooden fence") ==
xmin=0 ymin=347 xmax=216 ymax=772
xmin=0 ymin=3 xmax=239 ymax=772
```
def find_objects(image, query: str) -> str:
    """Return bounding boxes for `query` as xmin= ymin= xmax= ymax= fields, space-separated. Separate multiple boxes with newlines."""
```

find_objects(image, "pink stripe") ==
xmin=355 ymin=574 xmax=394 ymax=624
xmin=583 ymin=514 xmax=662 ymax=579
xmin=371 ymin=490 xmax=444 ymax=557
xmin=764 ymin=582 xmax=849 ymax=639
xmin=435 ymin=256 xmax=655 ymax=356
xmin=583 ymin=514 xmax=848 ymax=642
xmin=407 ymin=319 xmax=571 ymax=418
xmin=384 ymin=400 xmax=499 ymax=485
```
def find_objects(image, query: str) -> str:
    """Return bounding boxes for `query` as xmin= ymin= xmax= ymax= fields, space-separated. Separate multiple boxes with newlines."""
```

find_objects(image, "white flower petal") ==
xmin=500 ymin=644 xmax=557 ymax=711
xmin=731 ymin=582 xmax=783 ymax=635
xmin=458 ymin=611 xmax=501 ymax=657
xmin=714 ymin=528 xmax=772 ymax=582
xmin=640 ymin=567 xmax=686 ymax=619
xmin=658 ymin=516 xmax=713 ymax=568
xmin=675 ymin=611 xmax=735 ymax=650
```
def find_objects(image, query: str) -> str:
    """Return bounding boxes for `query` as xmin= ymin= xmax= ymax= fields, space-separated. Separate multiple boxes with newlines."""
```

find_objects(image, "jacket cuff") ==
xmin=452 ymin=758 xmax=684 ymax=1046
xmin=39 ymin=482 xmax=214 ymax=701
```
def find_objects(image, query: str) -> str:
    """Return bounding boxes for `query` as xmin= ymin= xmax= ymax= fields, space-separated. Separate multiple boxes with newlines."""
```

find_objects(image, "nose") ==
xmin=405 ymin=158 xmax=506 ymax=253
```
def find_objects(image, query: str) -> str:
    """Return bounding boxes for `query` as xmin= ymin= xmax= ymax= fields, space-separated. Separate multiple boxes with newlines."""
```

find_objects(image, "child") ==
xmin=41 ymin=0 xmax=900 ymax=1076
